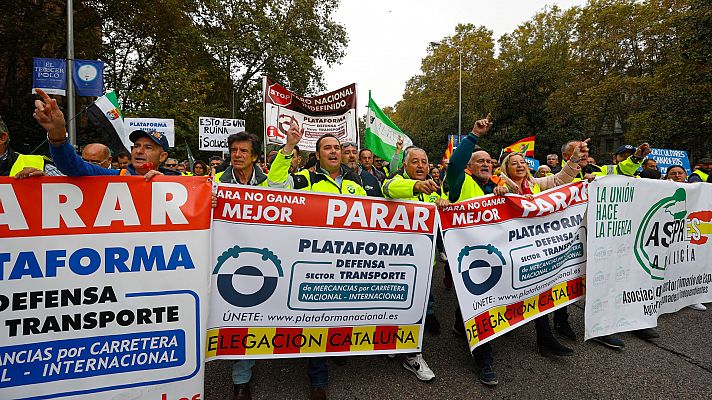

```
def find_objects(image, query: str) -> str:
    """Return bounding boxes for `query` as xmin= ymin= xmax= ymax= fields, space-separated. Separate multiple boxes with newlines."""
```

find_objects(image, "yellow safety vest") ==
xmin=8 ymin=154 xmax=45 ymax=177
xmin=457 ymin=173 xmax=505 ymax=202
xmin=691 ymin=169 xmax=709 ymax=182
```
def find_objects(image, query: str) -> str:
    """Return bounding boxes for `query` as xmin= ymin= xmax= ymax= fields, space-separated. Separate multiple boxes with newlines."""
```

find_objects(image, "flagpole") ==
xmin=262 ymin=76 xmax=268 ymax=161
xmin=66 ymin=0 xmax=76 ymax=146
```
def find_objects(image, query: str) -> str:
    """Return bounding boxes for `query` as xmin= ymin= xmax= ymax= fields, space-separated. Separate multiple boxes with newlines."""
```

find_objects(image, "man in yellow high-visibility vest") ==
xmin=0 ymin=114 xmax=61 ymax=177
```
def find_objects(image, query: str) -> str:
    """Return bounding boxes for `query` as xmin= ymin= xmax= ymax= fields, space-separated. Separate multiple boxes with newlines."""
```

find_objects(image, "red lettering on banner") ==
xmin=215 ymin=186 xmax=436 ymax=234
xmin=440 ymin=182 xmax=588 ymax=230
xmin=0 ymin=176 xmax=212 ymax=238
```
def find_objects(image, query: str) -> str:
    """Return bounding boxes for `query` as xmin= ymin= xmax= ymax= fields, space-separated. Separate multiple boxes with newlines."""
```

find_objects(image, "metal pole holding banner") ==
xmin=458 ymin=51 xmax=462 ymax=143
xmin=66 ymin=0 xmax=76 ymax=146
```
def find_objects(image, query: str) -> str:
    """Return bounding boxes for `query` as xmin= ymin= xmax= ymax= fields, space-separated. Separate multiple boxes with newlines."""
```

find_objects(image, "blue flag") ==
xmin=32 ymin=58 xmax=67 ymax=96
xmin=73 ymin=59 xmax=104 ymax=97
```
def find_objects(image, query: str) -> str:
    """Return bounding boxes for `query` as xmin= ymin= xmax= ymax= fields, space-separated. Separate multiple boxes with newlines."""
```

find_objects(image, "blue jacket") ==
xmin=50 ymin=141 xmax=180 ymax=176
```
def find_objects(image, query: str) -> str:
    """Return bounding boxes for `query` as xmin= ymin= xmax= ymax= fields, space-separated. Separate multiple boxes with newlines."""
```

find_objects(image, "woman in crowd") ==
xmin=498 ymin=145 xmax=586 ymax=357
xmin=535 ymin=165 xmax=551 ymax=178
xmin=665 ymin=165 xmax=707 ymax=311
xmin=193 ymin=160 xmax=209 ymax=176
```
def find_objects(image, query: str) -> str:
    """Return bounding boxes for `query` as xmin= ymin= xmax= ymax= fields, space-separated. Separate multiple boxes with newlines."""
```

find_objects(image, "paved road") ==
xmin=205 ymin=260 xmax=712 ymax=399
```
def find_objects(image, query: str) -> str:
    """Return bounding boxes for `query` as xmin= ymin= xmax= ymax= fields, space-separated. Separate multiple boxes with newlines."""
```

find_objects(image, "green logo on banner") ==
xmin=634 ymin=188 xmax=689 ymax=280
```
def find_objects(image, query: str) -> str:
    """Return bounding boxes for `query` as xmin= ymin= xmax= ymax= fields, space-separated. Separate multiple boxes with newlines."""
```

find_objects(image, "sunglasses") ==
xmin=165 ymin=163 xmax=178 ymax=167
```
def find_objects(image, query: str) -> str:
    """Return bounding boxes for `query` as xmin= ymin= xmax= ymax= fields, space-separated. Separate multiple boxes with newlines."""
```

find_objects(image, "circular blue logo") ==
xmin=213 ymin=246 xmax=283 ymax=307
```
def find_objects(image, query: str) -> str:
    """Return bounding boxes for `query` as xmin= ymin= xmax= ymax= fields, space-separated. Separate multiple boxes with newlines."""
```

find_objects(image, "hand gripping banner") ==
xmin=440 ymin=182 xmax=588 ymax=350
xmin=207 ymin=185 xmax=437 ymax=359
xmin=585 ymin=176 xmax=712 ymax=339
xmin=0 ymin=176 xmax=212 ymax=400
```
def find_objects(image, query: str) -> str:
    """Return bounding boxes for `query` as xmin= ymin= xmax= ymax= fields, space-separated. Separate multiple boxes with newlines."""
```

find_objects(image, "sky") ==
xmin=321 ymin=0 xmax=588 ymax=115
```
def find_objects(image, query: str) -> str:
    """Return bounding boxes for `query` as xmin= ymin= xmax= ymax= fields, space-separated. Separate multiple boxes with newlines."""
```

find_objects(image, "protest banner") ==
xmin=648 ymin=148 xmax=692 ymax=175
xmin=440 ymin=182 xmax=588 ymax=350
xmin=125 ymin=118 xmax=175 ymax=149
xmin=585 ymin=176 xmax=712 ymax=339
xmin=263 ymin=77 xmax=358 ymax=152
xmin=0 ymin=176 xmax=212 ymax=400
xmin=207 ymin=185 xmax=436 ymax=359
xmin=32 ymin=58 xmax=66 ymax=96
xmin=524 ymin=156 xmax=540 ymax=171
xmin=199 ymin=117 xmax=246 ymax=151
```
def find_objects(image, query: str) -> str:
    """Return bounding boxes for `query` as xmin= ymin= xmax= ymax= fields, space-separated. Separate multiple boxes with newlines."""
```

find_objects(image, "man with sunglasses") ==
xmin=164 ymin=158 xmax=179 ymax=171
xmin=81 ymin=143 xmax=112 ymax=169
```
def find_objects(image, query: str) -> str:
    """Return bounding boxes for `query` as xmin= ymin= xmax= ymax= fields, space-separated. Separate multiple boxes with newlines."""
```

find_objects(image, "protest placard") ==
xmin=0 ymin=177 xmax=212 ymax=400
xmin=585 ymin=176 xmax=712 ymax=339
xmin=199 ymin=117 xmax=246 ymax=151
xmin=264 ymin=77 xmax=358 ymax=152
xmin=440 ymin=183 xmax=588 ymax=350
xmin=207 ymin=185 xmax=436 ymax=359
xmin=125 ymin=118 xmax=175 ymax=149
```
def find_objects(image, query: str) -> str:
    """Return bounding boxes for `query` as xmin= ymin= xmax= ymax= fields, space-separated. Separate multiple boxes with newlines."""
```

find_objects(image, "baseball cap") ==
xmin=614 ymin=144 xmax=636 ymax=155
xmin=129 ymin=130 xmax=170 ymax=152
xmin=698 ymin=157 xmax=712 ymax=164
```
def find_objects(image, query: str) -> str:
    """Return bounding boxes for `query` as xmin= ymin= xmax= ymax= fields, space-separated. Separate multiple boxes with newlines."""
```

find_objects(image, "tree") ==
xmin=392 ymin=24 xmax=498 ymax=160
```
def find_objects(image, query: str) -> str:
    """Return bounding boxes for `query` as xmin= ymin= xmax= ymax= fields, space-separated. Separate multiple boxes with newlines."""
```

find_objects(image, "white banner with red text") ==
xmin=207 ymin=184 xmax=437 ymax=359
xmin=585 ymin=176 xmax=712 ymax=339
xmin=0 ymin=176 xmax=212 ymax=400
xmin=440 ymin=182 xmax=588 ymax=350
xmin=263 ymin=77 xmax=358 ymax=152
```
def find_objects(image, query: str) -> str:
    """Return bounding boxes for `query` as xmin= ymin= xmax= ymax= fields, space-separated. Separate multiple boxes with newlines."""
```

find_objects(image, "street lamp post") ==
xmin=66 ymin=0 xmax=76 ymax=146
xmin=458 ymin=51 xmax=462 ymax=144
xmin=430 ymin=41 xmax=462 ymax=144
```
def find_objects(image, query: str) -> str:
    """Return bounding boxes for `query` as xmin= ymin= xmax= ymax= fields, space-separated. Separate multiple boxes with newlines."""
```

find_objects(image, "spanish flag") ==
xmin=503 ymin=136 xmax=535 ymax=157
xmin=443 ymin=135 xmax=455 ymax=161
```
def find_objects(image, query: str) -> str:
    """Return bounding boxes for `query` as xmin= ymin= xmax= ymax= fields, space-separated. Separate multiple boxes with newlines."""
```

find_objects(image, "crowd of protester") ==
xmin=0 ymin=88 xmax=707 ymax=400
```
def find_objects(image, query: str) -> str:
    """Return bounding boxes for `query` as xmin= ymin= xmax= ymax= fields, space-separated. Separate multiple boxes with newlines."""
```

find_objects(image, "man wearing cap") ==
xmin=32 ymin=88 xmax=179 ymax=177
xmin=559 ymin=141 xmax=650 ymax=182
xmin=689 ymin=157 xmax=712 ymax=183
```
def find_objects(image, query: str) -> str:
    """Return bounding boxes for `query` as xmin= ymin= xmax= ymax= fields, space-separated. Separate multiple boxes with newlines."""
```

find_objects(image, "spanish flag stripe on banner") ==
xmin=206 ymin=324 xmax=422 ymax=357
xmin=464 ymin=276 xmax=585 ymax=344
xmin=503 ymin=136 xmax=536 ymax=157
xmin=374 ymin=325 xmax=400 ymax=350
xmin=274 ymin=327 xmax=304 ymax=354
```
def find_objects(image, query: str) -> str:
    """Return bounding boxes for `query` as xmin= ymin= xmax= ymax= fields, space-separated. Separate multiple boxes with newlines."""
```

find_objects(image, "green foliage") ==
xmin=392 ymin=24 xmax=498 ymax=161
xmin=0 ymin=0 xmax=346 ymax=161
xmin=392 ymin=0 xmax=712 ymax=163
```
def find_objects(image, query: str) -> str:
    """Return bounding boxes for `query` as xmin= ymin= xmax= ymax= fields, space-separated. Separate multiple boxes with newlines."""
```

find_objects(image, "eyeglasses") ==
xmin=165 ymin=163 xmax=178 ymax=167
xmin=341 ymin=142 xmax=357 ymax=148
xmin=83 ymin=157 xmax=109 ymax=166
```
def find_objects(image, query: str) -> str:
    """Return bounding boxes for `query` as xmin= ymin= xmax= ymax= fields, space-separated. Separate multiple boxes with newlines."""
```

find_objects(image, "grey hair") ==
xmin=403 ymin=146 xmax=426 ymax=164
xmin=561 ymin=140 xmax=578 ymax=157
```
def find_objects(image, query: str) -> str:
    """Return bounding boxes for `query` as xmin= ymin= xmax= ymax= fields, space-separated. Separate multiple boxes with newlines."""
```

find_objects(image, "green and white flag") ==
xmin=87 ymin=91 xmax=128 ymax=152
xmin=365 ymin=92 xmax=413 ymax=165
